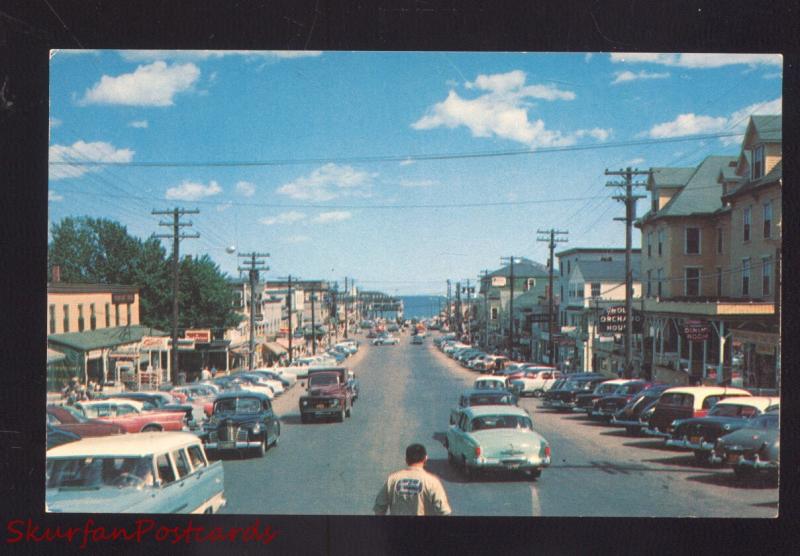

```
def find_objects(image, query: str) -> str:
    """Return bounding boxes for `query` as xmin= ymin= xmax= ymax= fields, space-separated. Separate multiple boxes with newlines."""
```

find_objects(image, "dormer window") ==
xmin=752 ymin=145 xmax=764 ymax=180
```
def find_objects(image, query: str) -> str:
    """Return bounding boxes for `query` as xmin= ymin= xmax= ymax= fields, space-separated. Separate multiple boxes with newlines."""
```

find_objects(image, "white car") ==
xmin=510 ymin=368 xmax=562 ymax=397
xmin=474 ymin=375 xmax=512 ymax=391
xmin=242 ymin=374 xmax=285 ymax=396
xmin=372 ymin=335 xmax=399 ymax=345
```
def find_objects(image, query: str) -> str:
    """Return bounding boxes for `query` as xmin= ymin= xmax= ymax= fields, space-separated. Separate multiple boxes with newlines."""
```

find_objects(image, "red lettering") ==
xmin=206 ymin=527 xmax=226 ymax=542
xmin=241 ymin=520 xmax=260 ymax=542
xmin=226 ymin=527 xmax=244 ymax=541
xmin=136 ymin=519 xmax=155 ymax=542
xmin=25 ymin=519 xmax=41 ymax=542
xmin=260 ymin=525 xmax=279 ymax=545
xmin=6 ymin=520 xmax=24 ymax=544
xmin=155 ymin=526 xmax=170 ymax=542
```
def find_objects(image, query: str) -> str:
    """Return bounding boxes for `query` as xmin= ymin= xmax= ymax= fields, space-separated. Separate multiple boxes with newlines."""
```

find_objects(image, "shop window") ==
xmin=741 ymin=258 xmax=751 ymax=296
xmin=763 ymin=202 xmax=772 ymax=239
xmin=762 ymin=258 xmax=772 ymax=297
xmin=685 ymin=227 xmax=700 ymax=255
xmin=685 ymin=268 xmax=700 ymax=297
xmin=63 ymin=305 xmax=70 ymax=333
xmin=105 ymin=303 xmax=110 ymax=328
xmin=90 ymin=304 xmax=96 ymax=330
xmin=743 ymin=207 xmax=751 ymax=242
xmin=49 ymin=305 xmax=56 ymax=334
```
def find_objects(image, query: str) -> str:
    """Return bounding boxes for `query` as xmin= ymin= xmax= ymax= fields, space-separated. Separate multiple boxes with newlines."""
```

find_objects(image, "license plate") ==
xmin=219 ymin=441 xmax=235 ymax=449
xmin=505 ymin=463 xmax=521 ymax=469
xmin=689 ymin=436 xmax=701 ymax=445
xmin=315 ymin=404 xmax=326 ymax=409
xmin=727 ymin=454 xmax=741 ymax=464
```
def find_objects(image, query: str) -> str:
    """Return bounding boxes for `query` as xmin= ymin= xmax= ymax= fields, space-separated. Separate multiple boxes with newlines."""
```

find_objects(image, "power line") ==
xmin=47 ymin=129 xmax=775 ymax=169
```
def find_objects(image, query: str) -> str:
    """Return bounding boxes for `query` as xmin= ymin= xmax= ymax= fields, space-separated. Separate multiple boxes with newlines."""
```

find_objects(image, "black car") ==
xmin=587 ymin=380 xmax=655 ymax=421
xmin=199 ymin=392 xmax=280 ymax=458
xmin=541 ymin=374 xmax=607 ymax=411
xmin=610 ymin=384 xmax=671 ymax=435
xmin=46 ymin=422 xmax=81 ymax=450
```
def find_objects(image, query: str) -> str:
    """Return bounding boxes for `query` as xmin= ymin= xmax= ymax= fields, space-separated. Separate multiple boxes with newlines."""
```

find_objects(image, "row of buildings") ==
xmin=451 ymin=115 xmax=781 ymax=389
xmin=46 ymin=274 xmax=393 ymax=391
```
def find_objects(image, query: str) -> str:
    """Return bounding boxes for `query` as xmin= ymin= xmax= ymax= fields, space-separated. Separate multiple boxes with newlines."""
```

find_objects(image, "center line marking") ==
xmin=529 ymin=483 xmax=542 ymax=516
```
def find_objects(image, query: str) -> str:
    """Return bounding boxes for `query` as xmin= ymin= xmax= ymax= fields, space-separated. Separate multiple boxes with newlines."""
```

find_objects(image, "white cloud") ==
xmin=313 ymin=211 xmax=352 ymax=224
xmin=260 ymin=211 xmax=306 ymax=225
xmin=627 ymin=157 xmax=646 ymax=166
xmin=216 ymin=202 xmax=233 ymax=212
xmin=647 ymin=96 xmax=782 ymax=143
xmin=235 ymin=181 xmax=256 ymax=197
xmin=277 ymin=164 xmax=375 ymax=201
xmin=763 ymin=71 xmax=782 ymax=80
xmin=48 ymin=190 xmax=64 ymax=202
xmin=611 ymin=70 xmax=670 ymax=85
xmin=81 ymin=61 xmax=200 ymax=106
xmin=128 ymin=120 xmax=148 ymax=128
xmin=575 ymin=128 xmax=612 ymax=141
xmin=49 ymin=117 xmax=62 ymax=128
xmin=399 ymin=179 xmax=437 ymax=188
xmin=284 ymin=235 xmax=311 ymax=243
xmin=399 ymin=158 xmax=415 ymax=166
xmin=610 ymin=52 xmax=782 ymax=69
xmin=165 ymin=180 xmax=222 ymax=201
xmin=584 ymin=53 xmax=594 ymax=63
xmin=411 ymin=70 xmax=613 ymax=148
xmin=49 ymin=140 xmax=134 ymax=180
xmin=119 ymin=50 xmax=322 ymax=62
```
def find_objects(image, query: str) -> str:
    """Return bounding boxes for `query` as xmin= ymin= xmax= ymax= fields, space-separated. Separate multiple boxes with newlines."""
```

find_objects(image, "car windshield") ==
xmin=60 ymin=405 xmax=88 ymax=423
xmin=47 ymin=457 xmax=154 ymax=489
xmin=596 ymin=383 xmax=619 ymax=394
xmin=471 ymin=415 xmax=532 ymax=431
xmin=709 ymin=404 xmax=759 ymax=418
xmin=475 ymin=380 xmax=503 ymax=390
xmin=615 ymin=384 xmax=641 ymax=395
xmin=660 ymin=393 xmax=694 ymax=408
xmin=309 ymin=374 xmax=338 ymax=387
xmin=470 ymin=394 xmax=514 ymax=405
xmin=214 ymin=397 xmax=261 ymax=414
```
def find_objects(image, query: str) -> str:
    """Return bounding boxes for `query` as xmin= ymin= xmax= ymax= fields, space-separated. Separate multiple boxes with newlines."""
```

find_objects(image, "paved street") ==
xmin=220 ymin=333 xmax=778 ymax=517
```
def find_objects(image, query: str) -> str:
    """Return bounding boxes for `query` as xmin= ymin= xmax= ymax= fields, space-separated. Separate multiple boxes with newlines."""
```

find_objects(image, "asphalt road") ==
xmin=220 ymin=333 xmax=778 ymax=517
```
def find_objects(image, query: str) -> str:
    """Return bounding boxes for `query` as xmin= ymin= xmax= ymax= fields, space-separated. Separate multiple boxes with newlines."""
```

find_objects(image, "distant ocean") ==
xmin=395 ymin=295 xmax=446 ymax=320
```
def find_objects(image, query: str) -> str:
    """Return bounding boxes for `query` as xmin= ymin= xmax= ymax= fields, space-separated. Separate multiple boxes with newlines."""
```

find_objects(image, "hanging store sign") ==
xmin=491 ymin=276 xmax=507 ymax=287
xmin=141 ymin=336 xmax=169 ymax=350
xmin=185 ymin=329 xmax=212 ymax=343
xmin=682 ymin=319 xmax=711 ymax=342
xmin=598 ymin=306 xmax=643 ymax=334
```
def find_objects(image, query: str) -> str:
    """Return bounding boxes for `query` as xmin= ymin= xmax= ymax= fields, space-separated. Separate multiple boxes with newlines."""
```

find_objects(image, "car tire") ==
xmin=300 ymin=414 xmax=309 ymax=424
xmin=693 ymin=450 xmax=711 ymax=466
xmin=336 ymin=408 xmax=345 ymax=423
xmin=533 ymin=390 xmax=544 ymax=398
xmin=255 ymin=437 xmax=266 ymax=458
xmin=527 ymin=469 xmax=542 ymax=481
xmin=447 ymin=450 xmax=455 ymax=466
xmin=271 ymin=424 xmax=280 ymax=447
xmin=346 ymin=404 xmax=352 ymax=418
xmin=141 ymin=425 xmax=161 ymax=432
xmin=461 ymin=458 xmax=473 ymax=481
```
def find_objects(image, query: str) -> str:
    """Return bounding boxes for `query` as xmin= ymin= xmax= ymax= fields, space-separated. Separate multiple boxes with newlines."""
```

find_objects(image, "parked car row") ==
xmin=539 ymin=378 xmax=780 ymax=483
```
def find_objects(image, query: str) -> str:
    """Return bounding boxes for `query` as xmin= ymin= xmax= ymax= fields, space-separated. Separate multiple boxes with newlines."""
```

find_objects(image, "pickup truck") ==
xmin=298 ymin=367 xmax=357 ymax=423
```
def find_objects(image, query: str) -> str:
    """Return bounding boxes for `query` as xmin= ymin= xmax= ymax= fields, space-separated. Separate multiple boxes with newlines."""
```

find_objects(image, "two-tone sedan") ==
xmin=665 ymin=396 xmax=779 ymax=464
xmin=445 ymin=406 xmax=550 ymax=481
xmin=714 ymin=410 xmax=779 ymax=481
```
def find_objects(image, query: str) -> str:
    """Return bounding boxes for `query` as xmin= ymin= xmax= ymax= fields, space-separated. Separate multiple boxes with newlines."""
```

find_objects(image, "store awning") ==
xmin=265 ymin=342 xmax=287 ymax=356
xmin=193 ymin=339 xmax=232 ymax=352
xmin=47 ymin=348 xmax=66 ymax=364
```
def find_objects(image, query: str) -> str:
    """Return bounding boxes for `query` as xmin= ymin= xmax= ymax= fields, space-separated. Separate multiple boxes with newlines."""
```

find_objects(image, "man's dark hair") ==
xmin=405 ymin=443 xmax=427 ymax=465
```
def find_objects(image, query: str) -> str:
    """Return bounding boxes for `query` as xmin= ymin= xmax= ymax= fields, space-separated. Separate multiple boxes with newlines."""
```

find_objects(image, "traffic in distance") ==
xmin=46 ymin=320 xmax=778 ymax=516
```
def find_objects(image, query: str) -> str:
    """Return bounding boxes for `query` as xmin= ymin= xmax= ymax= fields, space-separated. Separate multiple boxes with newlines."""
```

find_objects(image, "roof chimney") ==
xmin=52 ymin=265 xmax=61 ymax=283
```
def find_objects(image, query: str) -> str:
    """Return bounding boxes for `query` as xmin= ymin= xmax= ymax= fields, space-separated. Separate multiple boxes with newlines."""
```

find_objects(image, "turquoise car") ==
xmin=46 ymin=432 xmax=225 ymax=514
xmin=445 ymin=405 xmax=550 ymax=481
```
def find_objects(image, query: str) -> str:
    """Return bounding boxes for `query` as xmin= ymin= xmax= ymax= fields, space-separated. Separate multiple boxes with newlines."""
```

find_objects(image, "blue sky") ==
xmin=48 ymin=51 xmax=782 ymax=295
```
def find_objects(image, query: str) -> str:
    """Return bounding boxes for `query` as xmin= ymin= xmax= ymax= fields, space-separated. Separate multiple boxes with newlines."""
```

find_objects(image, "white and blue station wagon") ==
xmin=445 ymin=405 xmax=551 ymax=481
xmin=46 ymin=432 xmax=225 ymax=514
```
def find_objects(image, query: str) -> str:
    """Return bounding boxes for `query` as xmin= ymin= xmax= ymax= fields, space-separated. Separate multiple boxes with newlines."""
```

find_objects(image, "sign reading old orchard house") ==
xmin=682 ymin=319 xmax=711 ymax=341
xmin=111 ymin=292 xmax=136 ymax=304
xmin=598 ymin=306 xmax=643 ymax=334
xmin=185 ymin=329 xmax=212 ymax=343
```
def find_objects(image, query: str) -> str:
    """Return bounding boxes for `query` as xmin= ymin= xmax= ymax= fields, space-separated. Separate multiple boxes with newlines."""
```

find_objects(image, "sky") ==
xmin=48 ymin=51 xmax=782 ymax=295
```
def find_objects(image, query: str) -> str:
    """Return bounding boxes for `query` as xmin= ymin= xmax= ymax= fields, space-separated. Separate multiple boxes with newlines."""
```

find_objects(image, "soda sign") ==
xmin=185 ymin=329 xmax=212 ymax=343
xmin=682 ymin=320 xmax=710 ymax=341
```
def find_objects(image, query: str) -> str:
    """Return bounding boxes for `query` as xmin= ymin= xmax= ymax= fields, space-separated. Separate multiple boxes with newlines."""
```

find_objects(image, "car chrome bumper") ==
xmin=665 ymin=438 xmax=715 ymax=451
xmin=205 ymin=440 xmax=261 ymax=450
xmin=737 ymin=455 xmax=778 ymax=471
xmin=643 ymin=427 xmax=671 ymax=438
xmin=473 ymin=457 xmax=550 ymax=471
xmin=543 ymin=400 xmax=574 ymax=409
xmin=610 ymin=417 xmax=645 ymax=427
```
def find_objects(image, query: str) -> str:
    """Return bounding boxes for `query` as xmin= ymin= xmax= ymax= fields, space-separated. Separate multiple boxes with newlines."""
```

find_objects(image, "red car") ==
xmin=73 ymin=399 xmax=186 ymax=433
xmin=46 ymin=405 xmax=125 ymax=438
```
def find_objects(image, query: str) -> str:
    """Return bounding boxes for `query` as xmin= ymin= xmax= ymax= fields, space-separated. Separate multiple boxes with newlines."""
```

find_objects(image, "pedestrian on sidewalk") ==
xmin=373 ymin=444 xmax=452 ymax=516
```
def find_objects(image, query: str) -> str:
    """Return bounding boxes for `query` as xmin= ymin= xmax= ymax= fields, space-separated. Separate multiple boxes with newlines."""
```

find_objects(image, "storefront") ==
xmin=730 ymin=329 xmax=780 ymax=389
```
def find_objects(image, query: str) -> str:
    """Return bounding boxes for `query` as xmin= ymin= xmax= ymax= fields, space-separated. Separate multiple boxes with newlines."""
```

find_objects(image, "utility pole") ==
xmin=606 ymin=167 xmax=648 ymax=378
xmin=153 ymin=207 xmax=199 ymax=383
xmin=455 ymin=281 xmax=462 ymax=338
xmin=310 ymin=289 xmax=317 ymax=355
xmin=537 ymin=229 xmax=569 ymax=367
xmin=462 ymin=280 xmax=474 ymax=344
xmin=344 ymin=277 xmax=349 ymax=339
xmin=500 ymin=257 xmax=519 ymax=356
xmin=480 ymin=270 xmax=490 ymax=349
xmin=287 ymin=275 xmax=295 ymax=363
xmin=238 ymin=252 xmax=269 ymax=370
xmin=446 ymin=280 xmax=452 ymax=331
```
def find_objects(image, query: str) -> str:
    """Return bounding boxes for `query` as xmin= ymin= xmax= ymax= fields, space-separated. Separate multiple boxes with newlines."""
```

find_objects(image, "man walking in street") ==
xmin=373 ymin=444 xmax=452 ymax=516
